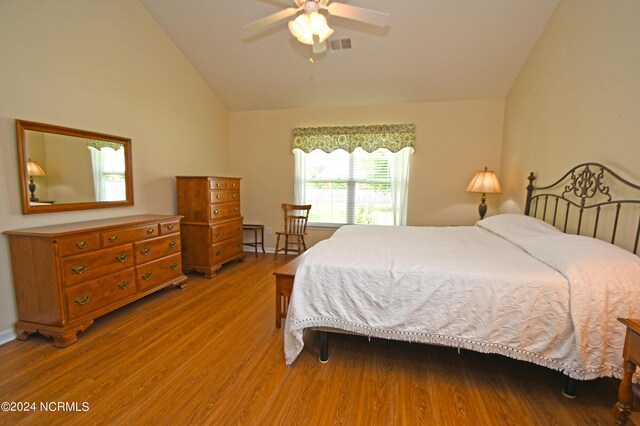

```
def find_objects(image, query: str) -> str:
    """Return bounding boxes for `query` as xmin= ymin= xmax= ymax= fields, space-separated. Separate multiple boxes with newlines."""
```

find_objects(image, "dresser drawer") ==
xmin=210 ymin=236 xmax=243 ymax=264
xmin=227 ymin=179 xmax=240 ymax=190
xmin=59 ymin=233 xmax=100 ymax=257
xmin=210 ymin=190 xmax=226 ymax=203
xmin=134 ymin=234 xmax=181 ymax=264
xmin=210 ymin=219 xmax=243 ymax=243
xmin=62 ymin=244 xmax=134 ymax=286
xmin=227 ymin=190 xmax=240 ymax=202
xmin=136 ymin=253 xmax=183 ymax=290
xmin=160 ymin=221 xmax=180 ymax=235
xmin=209 ymin=178 xmax=226 ymax=189
xmin=65 ymin=268 xmax=137 ymax=320
xmin=210 ymin=189 xmax=239 ymax=203
xmin=101 ymin=224 xmax=159 ymax=246
xmin=209 ymin=202 xmax=241 ymax=220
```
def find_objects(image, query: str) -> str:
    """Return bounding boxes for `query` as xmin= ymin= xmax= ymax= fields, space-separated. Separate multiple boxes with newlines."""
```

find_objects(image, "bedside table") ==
xmin=614 ymin=318 xmax=640 ymax=425
xmin=273 ymin=252 xmax=307 ymax=328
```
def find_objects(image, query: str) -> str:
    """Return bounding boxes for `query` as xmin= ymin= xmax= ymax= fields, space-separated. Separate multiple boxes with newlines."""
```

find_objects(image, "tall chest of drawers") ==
xmin=4 ymin=215 xmax=187 ymax=347
xmin=176 ymin=176 xmax=245 ymax=278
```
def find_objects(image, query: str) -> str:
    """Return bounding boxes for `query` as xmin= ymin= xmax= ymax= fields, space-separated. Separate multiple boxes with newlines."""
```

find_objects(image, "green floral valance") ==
xmin=292 ymin=124 xmax=415 ymax=153
xmin=87 ymin=139 xmax=123 ymax=151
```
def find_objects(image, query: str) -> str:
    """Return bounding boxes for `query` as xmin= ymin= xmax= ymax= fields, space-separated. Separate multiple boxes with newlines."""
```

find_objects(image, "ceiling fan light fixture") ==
xmin=288 ymin=14 xmax=308 ymax=39
xmin=244 ymin=1 xmax=390 ymax=52
xmin=289 ymin=10 xmax=329 ymax=46
xmin=317 ymin=24 xmax=334 ymax=43
xmin=308 ymin=11 xmax=327 ymax=34
xmin=297 ymin=32 xmax=314 ymax=45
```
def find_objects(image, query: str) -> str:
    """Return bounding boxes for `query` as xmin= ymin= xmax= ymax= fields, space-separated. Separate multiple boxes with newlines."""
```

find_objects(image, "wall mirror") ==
xmin=16 ymin=120 xmax=134 ymax=214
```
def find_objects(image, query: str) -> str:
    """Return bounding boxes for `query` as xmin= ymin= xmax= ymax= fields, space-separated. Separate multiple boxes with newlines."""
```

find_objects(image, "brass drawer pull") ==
xmin=216 ymin=182 xmax=221 ymax=188
xmin=232 ymin=183 xmax=236 ymax=188
xmin=140 ymin=247 xmax=151 ymax=256
xmin=215 ymin=231 xmax=222 ymax=238
xmin=71 ymin=264 xmax=89 ymax=274
xmin=234 ymin=207 xmax=239 ymax=212
xmin=214 ymin=209 xmax=220 ymax=215
xmin=216 ymin=195 xmax=222 ymax=200
xmin=232 ymin=194 xmax=237 ymax=199
xmin=168 ymin=240 xmax=178 ymax=248
xmin=147 ymin=228 xmax=155 ymax=235
xmin=142 ymin=272 xmax=152 ymax=281
xmin=115 ymin=253 xmax=129 ymax=262
xmin=215 ymin=250 xmax=222 ymax=257
xmin=118 ymin=280 xmax=131 ymax=289
xmin=167 ymin=224 xmax=174 ymax=230
xmin=75 ymin=241 xmax=88 ymax=249
xmin=169 ymin=263 xmax=179 ymax=270
xmin=75 ymin=295 xmax=91 ymax=305
xmin=108 ymin=235 xmax=119 ymax=243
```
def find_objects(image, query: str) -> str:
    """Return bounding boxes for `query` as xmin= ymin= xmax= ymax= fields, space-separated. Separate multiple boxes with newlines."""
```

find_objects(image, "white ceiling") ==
xmin=139 ymin=0 xmax=559 ymax=112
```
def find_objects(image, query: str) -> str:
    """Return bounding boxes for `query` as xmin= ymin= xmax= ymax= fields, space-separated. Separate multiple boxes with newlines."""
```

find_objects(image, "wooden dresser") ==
xmin=4 ymin=214 xmax=187 ymax=348
xmin=176 ymin=176 xmax=245 ymax=278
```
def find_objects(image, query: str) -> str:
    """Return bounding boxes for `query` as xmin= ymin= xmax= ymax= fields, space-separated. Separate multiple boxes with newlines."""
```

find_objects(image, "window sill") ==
xmin=308 ymin=223 xmax=345 ymax=230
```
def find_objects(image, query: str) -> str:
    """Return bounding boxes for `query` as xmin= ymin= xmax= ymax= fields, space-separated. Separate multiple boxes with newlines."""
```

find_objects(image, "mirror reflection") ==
xmin=25 ymin=131 xmax=127 ymax=204
xmin=16 ymin=120 xmax=134 ymax=214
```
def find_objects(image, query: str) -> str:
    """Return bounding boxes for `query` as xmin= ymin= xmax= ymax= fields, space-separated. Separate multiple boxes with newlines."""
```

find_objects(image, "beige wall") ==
xmin=229 ymin=99 xmax=505 ymax=249
xmin=0 ymin=1 xmax=229 ymax=335
xmin=42 ymin=134 xmax=96 ymax=203
xmin=500 ymin=0 xmax=640 ymax=212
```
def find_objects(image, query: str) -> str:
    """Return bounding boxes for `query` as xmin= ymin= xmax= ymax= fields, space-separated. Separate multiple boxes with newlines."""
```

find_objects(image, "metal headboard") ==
xmin=524 ymin=162 xmax=640 ymax=254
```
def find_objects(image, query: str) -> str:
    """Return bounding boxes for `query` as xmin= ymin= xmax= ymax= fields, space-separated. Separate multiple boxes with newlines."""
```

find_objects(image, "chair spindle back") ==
xmin=282 ymin=204 xmax=311 ymax=235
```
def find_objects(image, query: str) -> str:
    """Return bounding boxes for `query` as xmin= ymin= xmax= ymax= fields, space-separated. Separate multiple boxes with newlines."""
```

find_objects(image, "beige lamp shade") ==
xmin=27 ymin=159 xmax=46 ymax=177
xmin=466 ymin=166 xmax=501 ymax=194
xmin=466 ymin=166 xmax=501 ymax=220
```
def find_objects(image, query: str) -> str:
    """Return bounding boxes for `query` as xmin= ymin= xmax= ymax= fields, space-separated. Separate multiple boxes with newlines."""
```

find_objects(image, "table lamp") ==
xmin=27 ymin=158 xmax=46 ymax=202
xmin=466 ymin=166 xmax=502 ymax=220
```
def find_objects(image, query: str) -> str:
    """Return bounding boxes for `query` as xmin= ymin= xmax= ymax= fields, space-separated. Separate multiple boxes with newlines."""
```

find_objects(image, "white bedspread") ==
xmin=284 ymin=217 xmax=640 ymax=380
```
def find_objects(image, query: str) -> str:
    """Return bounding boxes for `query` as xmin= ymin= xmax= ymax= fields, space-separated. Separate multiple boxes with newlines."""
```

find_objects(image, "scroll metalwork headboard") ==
xmin=524 ymin=162 xmax=640 ymax=254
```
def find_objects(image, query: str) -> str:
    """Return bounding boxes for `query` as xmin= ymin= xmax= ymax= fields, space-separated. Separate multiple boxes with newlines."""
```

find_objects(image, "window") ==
xmin=88 ymin=141 xmax=127 ymax=201
xmin=100 ymin=147 xmax=127 ymax=201
xmin=292 ymin=124 xmax=415 ymax=227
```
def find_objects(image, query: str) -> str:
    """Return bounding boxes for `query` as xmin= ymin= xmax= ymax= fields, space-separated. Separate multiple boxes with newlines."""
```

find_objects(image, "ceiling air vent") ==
xmin=329 ymin=38 xmax=352 ymax=51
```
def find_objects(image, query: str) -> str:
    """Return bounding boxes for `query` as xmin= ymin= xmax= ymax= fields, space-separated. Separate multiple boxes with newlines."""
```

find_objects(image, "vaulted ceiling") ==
xmin=140 ymin=0 xmax=559 ymax=111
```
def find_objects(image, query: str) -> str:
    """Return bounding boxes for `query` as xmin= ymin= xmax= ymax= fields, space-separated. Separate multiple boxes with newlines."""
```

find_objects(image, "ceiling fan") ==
xmin=243 ymin=0 xmax=390 ymax=53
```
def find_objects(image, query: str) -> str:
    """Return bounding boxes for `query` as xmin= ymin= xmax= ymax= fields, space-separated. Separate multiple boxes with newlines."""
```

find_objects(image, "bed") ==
xmin=283 ymin=163 xmax=640 ymax=394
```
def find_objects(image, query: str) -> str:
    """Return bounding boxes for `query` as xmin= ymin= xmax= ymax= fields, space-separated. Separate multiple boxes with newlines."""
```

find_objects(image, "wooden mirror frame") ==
xmin=16 ymin=120 xmax=134 ymax=214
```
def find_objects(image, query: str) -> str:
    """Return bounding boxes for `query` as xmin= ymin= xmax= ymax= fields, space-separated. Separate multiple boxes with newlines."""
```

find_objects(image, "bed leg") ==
xmin=319 ymin=331 xmax=329 ymax=364
xmin=562 ymin=376 xmax=577 ymax=398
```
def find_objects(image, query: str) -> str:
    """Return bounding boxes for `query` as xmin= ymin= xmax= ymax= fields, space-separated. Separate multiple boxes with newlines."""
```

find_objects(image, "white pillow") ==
xmin=476 ymin=213 xmax=561 ymax=241
xmin=521 ymin=233 xmax=640 ymax=274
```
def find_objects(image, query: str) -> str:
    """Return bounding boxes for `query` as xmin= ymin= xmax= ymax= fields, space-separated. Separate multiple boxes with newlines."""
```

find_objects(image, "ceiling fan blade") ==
xmin=326 ymin=3 xmax=389 ymax=27
xmin=243 ymin=7 xmax=301 ymax=31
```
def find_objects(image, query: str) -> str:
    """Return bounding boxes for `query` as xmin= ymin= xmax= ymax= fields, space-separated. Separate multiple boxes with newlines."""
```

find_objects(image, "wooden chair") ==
xmin=274 ymin=203 xmax=311 ymax=260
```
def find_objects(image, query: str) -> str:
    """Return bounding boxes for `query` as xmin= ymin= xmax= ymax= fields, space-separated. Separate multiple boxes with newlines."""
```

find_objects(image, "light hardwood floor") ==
xmin=0 ymin=253 xmax=632 ymax=425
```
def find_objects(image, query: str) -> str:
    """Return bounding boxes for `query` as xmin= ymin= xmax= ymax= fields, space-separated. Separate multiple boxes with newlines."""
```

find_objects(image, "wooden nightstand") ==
xmin=273 ymin=252 xmax=307 ymax=328
xmin=614 ymin=318 xmax=640 ymax=425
